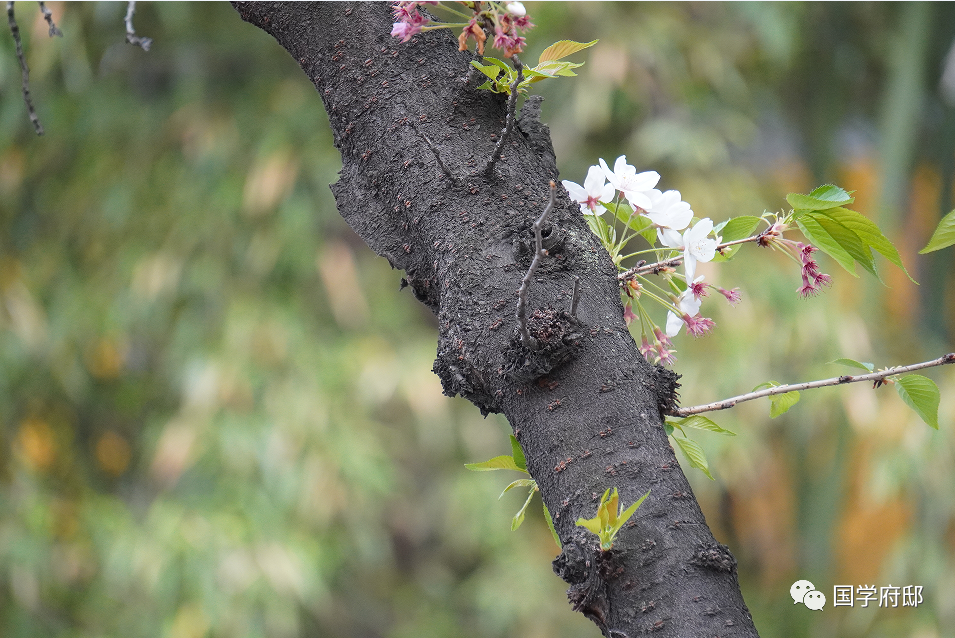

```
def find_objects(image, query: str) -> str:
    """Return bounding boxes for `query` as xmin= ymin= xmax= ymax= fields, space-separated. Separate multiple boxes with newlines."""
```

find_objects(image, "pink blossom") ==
xmin=684 ymin=314 xmax=716 ymax=337
xmin=624 ymin=303 xmax=637 ymax=326
xmin=688 ymin=276 xmax=708 ymax=301
xmin=716 ymin=286 xmax=742 ymax=306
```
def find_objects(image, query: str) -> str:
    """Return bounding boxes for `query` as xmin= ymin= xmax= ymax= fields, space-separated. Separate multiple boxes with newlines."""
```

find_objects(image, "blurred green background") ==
xmin=1 ymin=3 xmax=954 ymax=637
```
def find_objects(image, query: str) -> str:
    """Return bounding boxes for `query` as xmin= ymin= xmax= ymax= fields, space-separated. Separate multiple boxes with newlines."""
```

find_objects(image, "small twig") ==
xmin=670 ymin=353 xmax=955 ymax=417
xmin=517 ymin=181 xmax=558 ymax=350
xmin=38 ymin=2 xmax=61 ymax=36
xmin=124 ymin=0 xmax=152 ymax=51
xmin=570 ymin=276 xmax=581 ymax=317
xmin=617 ymin=234 xmax=761 ymax=284
xmin=482 ymin=54 xmax=523 ymax=177
xmin=415 ymin=124 xmax=458 ymax=183
xmin=7 ymin=1 xmax=43 ymax=135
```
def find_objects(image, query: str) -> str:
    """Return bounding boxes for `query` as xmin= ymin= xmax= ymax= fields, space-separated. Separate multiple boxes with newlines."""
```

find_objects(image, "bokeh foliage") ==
xmin=1 ymin=3 xmax=954 ymax=637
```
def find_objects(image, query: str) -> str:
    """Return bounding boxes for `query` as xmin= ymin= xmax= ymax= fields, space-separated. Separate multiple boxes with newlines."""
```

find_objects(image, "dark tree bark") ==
xmin=234 ymin=3 xmax=759 ymax=636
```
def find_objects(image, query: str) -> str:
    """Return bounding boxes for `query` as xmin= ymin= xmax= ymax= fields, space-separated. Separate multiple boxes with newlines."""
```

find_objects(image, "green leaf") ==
xmin=821 ymin=207 xmax=915 ymax=283
xmin=769 ymin=391 xmax=800 ymax=418
xmin=499 ymin=478 xmax=537 ymax=499
xmin=920 ymin=208 xmax=955 ymax=254
xmin=796 ymin=215 xmax=858 ymax=276
xmin=787 ymin=184 xmax=854 ymax=212
xmin=510 ymin=434 xmax=527 ymax=471
xmin=675 ymin=415 xmax=736 ymax=436
xmin=895 ymin=374 xmax=940 ymax=429
xmin=511 ymin=486 xmax=537 ymax=531
xmin=611 ymin=202 xmax=657 ymax=245
xmin=482 ymin=56 xmax=512 ymax=71
xmin=808 ymin=213 xmax=878 ymax=278
xmin=717 ymin=216 xmax=762 ymax=242
xmin=470 ymin=61 xmax=502 ymax=81
xmin=465 ymin=455 xmax=523 ymax=472
xmin=538 ymin=39 xmax=598 ymax=64
xmin=671 ymin=434 xmax=715 ymax=480
xmin=575 ymin=514 xmax=602 ymax=535
xmin=613 ymin=490 xmax=650 ymax=532
xmin=543 ymin=502 xmax=561 ymax=550
xmin=829 ymin=358 xmax=875 ymax=372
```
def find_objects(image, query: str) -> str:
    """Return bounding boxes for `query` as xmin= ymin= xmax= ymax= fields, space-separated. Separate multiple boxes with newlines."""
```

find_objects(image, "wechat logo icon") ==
xmin=791 ymin=579 xmax=826 ymax=610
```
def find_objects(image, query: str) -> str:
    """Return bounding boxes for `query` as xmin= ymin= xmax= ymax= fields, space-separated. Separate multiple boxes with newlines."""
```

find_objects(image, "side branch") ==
xmin=618 ymin=235 xmax=760 ymax=283
xmin=124 ymin=1 xmax=152 ymax=51
xmin=482 ymin=55 xmax=523 ymax=177
xmin=8 ymin=1 xmax=42 ymax=135
xmin=516 ymin=181 xmax=557 ymax=350
xmin=671 ymin=353 xmax=955 ymax=417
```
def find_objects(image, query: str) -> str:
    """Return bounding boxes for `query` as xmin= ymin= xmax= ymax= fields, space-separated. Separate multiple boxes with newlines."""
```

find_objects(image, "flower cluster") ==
xmin=391 ymin=1 xmax=435 ymax=42
xmin=563 ymin=155 xmax=732 ymax=364
xmin=391 ymin=1 xmax=534 ymax=58
xmin=757 ymin=221 xmax=833 ymax=298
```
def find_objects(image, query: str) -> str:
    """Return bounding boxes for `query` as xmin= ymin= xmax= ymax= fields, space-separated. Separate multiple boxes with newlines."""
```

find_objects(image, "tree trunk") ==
xmin=234 ymin=3 xmax=759 ymax=636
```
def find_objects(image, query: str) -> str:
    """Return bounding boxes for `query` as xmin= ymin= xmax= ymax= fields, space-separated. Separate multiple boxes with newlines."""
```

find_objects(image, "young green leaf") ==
xmin=829 ymin=358 xmax=875 ymax=372
xmin=796 ymin=215 xmax=858 ymax=276
xmin=672 ymin=434 xmax=715 ymax=480
xmin=510 ymin=434 xmax=527 ymax=471
xmin=821 ymin=207 xmax=915 ymax=283
xmin=538 ymin=39 xmax=598 ymax=64
xmin=465 ymin=455 xmax=524 ymax=472
xmin=895 ymin=374 xmax=940 ymax=429
xmin=499 ymin=478 xmax=537 ymax=499
xmin=769 ymin=391 xmax=801 ymax=418
xmin=787 ymin=184 xmax=854 ymax=212
xmin=674 ymin=415 xmax=736 ymax=436
xmin=920 ymin=208 xmax=955 ymax=254
xmin=808 ymin=213 xmax=879 ymax=279
xmin=616 ymin=490 xmax=650 ymax=531
xmin=470 ymin=61 xmax=503 ymax=81
xmin=543 ymin=502 xmax=561 ymax=550
xmin=717 ymin=216 xmax=762 ymax=242
xmin=511 ymin=486 xmax=537 ymax=531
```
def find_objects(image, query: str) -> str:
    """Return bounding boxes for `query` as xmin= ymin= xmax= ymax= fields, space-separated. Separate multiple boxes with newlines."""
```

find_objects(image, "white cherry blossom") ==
xmin=661 ymin=217 xmax=718 ymax=282
xmin=562 ymin=165 xmax=615 ymax=215
xmin=598 ymin=155 xmax=659 ymax=210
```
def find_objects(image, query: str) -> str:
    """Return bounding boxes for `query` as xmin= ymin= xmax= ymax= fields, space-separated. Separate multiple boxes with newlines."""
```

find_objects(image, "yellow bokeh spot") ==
xmin=95 ymin=431 xmax=131 ymax=477
xmin=18 ymin=417 xmax=56 ymax=471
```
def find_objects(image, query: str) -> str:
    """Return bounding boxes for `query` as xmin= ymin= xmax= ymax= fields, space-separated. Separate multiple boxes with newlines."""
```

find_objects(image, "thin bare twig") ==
xmin=482 ymin=54 xmax=523 ymax=177
xmin=617 ymin=234 xmax=761 ymax=283
xmin=7 ymin=1 xmax=43 ymax=135
xmin=670 ymin=353 xmax=955 ymax=417
xmin=516 ymin=181 xmax=557 ymax=350
xmin=124 ymin=0 xmax=152 ymax=51
xmin=38 ymin=1 xmax=61 ymax=36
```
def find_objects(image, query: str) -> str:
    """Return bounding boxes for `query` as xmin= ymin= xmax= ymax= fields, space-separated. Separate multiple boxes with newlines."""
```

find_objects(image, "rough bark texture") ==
xmin=234 ymin=3 xmax=759 ymax=637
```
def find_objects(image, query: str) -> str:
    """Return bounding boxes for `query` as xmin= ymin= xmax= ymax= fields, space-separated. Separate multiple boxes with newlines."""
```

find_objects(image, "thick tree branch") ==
xmin=233 ymin=4 xmax=759 ymax=637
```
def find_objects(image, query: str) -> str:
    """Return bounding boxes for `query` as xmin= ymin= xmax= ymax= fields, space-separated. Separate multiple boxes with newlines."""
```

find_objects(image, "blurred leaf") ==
xmin=538 ymin=39 xmax=598 ymax=63
xmin=919 ymin=209 xmax=955 ymax=254
xmin=829 ymin=358 xmax=875 ymax=372
xmin=895 ymin=374 xmax=940 ymax=429
xmin=465 ymin=455 xmax=524 ymax=472
xmin=769 ymin=391 xmax=800 ymax=418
